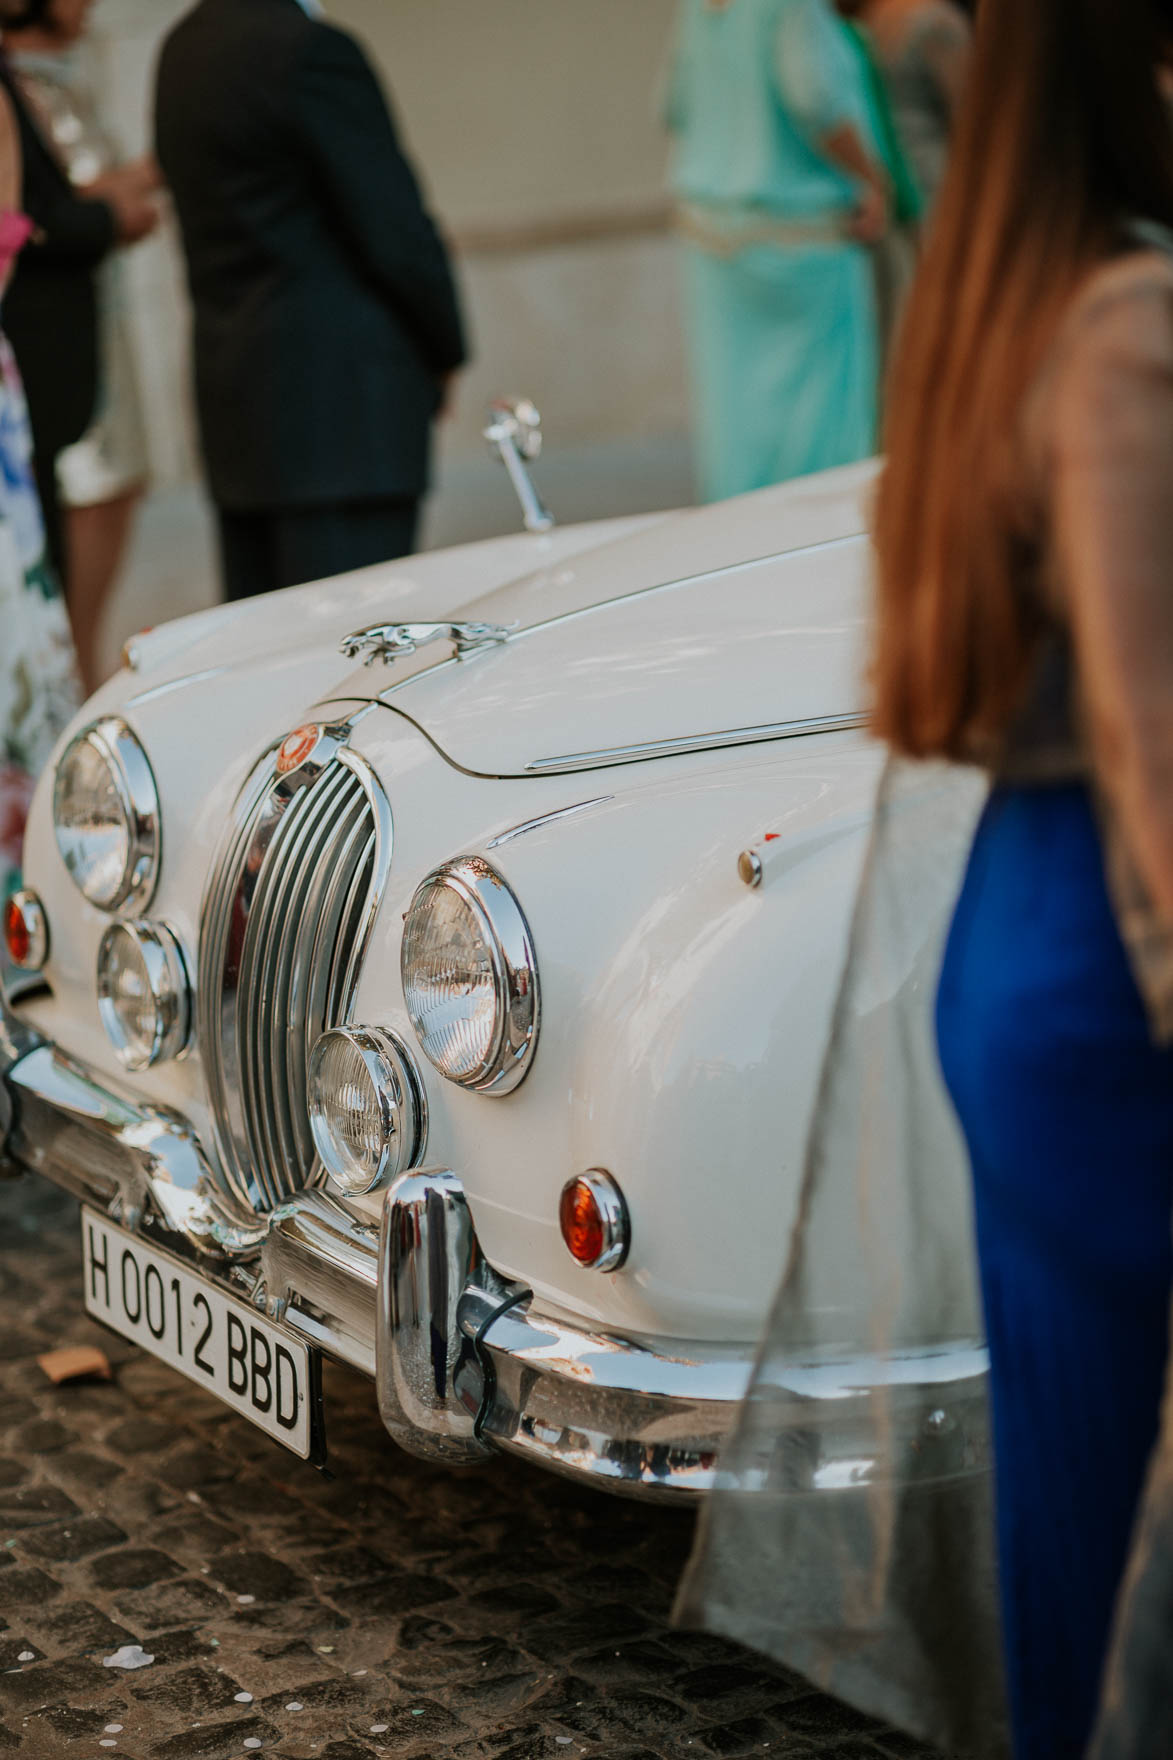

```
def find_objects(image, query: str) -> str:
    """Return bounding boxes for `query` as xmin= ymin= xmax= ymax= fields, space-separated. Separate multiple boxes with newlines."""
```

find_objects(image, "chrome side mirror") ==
xmin=483 ymin=397 xmax=555 ymax=534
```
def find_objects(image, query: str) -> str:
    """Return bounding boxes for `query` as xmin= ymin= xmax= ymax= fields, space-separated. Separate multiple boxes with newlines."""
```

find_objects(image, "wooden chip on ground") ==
xmin=37 ymin=1346 xmax=113 ymax=1384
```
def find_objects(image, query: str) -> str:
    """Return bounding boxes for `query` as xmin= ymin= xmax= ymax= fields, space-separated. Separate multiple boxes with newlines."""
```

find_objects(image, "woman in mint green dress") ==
xmin=666 ymin=0 xmax=889 ymax=502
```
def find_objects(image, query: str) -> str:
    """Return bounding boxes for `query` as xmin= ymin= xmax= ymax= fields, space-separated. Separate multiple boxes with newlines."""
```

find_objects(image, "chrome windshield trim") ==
xmin=486 ymin=797 xmax=614 ymax=848
xmin=524 ymin=712 xmax=868 ymax=775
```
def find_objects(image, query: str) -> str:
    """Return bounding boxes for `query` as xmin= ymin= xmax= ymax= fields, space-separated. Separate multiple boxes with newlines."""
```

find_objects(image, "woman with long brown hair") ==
xmin=871 ymin=0 xmax=1173 ymax=1751
xmin=680 ymin=0 xmax=1173 ymax=1754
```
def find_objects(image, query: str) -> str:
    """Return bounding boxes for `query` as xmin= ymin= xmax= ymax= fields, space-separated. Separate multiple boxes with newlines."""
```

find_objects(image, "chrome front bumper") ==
xmin=0 ymin=990 xmax=747 ymax=1499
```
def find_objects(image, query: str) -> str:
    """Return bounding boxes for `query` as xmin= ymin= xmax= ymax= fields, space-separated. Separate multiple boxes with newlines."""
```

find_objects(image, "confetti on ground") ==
xmin=234 ymin=1692 xmax=253 ymax=1703
xmin=285 ymin=1702 xmax=302 ymax=1712
xmin=236 ymin=1594 xmax=256 ymax=1605
xmin=37 ymin=1345 xmax=112 ymax=1384
xmin=16 ymin=1652 xmax=33 ymax=1662
xmin=105 ymin=1727 xmax=123 ymax=1735
xmin=102 ymin=1645 xmax=154 ymax=1671
xmin=370 ymin=1725 xmax=389 ymax=1735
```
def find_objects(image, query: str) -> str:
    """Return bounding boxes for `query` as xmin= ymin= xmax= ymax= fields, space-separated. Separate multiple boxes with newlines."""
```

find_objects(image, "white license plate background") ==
xmin=82 ymin=1209 xmax=318 ymax=1460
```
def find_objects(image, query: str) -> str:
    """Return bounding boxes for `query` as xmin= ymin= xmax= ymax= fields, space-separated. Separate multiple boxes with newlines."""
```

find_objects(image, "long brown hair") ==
xmin=872 ymin=0 xmax=1173 ymax=758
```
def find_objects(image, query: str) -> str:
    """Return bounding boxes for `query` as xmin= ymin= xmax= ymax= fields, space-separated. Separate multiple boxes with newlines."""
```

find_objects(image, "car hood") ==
xmin=338 ymin=460 xmax=874 ymax=777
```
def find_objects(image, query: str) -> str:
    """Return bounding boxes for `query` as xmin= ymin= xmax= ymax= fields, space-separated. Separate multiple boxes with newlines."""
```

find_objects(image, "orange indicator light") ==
xmin=4 ymin=890 xmax=47 ymax=970
xmin=558 ymin=1171 xmax=629 ymax=1272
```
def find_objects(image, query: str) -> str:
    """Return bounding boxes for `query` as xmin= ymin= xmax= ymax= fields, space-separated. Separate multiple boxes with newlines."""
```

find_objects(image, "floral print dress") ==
xmin=0 ymin=218 xmax=80 ymax=911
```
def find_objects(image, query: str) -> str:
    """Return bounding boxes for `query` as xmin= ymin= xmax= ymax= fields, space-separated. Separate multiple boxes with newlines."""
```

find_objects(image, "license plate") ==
xmin=82 ymin=1209 xmax=323 ymax=1461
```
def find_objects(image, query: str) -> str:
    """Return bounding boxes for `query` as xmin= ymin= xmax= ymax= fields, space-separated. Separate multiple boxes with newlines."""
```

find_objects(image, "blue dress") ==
xmin=665 ymin=0 xmax=880 ymax=501
xmin=936 ymin=783 xmax=1173 ymax=1758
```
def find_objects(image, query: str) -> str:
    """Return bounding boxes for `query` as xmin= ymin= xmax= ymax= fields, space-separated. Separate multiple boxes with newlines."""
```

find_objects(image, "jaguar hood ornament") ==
xmin=339 ymin=621 xmax=514 ymax=667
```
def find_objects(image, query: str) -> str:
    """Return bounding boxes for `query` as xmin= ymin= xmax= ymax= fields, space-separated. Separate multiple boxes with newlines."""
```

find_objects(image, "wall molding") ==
xmin=452 ymin=199 xmax=673 ymax=257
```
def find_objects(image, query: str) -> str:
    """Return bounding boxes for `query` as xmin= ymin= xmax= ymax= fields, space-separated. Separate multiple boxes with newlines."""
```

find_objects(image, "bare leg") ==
xmin=65 ymin=488 xmax=144 ymax=694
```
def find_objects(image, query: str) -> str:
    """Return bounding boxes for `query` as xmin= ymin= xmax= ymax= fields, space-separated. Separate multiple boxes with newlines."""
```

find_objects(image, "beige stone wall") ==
xmin=84 ymin=0 xmax=689 ymax=486
xmin=334 ymin=0 xmax=677 ymax=232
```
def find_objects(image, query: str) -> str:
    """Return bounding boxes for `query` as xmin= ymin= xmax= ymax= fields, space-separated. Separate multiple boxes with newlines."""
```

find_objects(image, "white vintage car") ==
xmin=0 ymin=431 xmax=939 ymax=1498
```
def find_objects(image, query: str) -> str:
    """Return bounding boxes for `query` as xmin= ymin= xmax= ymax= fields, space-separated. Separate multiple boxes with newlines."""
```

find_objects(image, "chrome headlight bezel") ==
xmin=53 ymin=717 xmax=161 ymax=914
xmin=401 ymin=856 xmax=539 ymax=1095
xmin=308 ymin=1026 xmax=427 ymax=1196
xmin=97 ymin=920 xmax=191 ymax=1071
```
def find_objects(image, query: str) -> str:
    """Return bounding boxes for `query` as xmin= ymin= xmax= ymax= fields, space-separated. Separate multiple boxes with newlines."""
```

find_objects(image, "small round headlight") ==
xmin=97 ymin=922 xmax=190 ymax=1070
xmin=308 ymin=1027 xmax=425 ymax=1195
xmin=54 ymin=719 xmax=160 ymax=913
xmin=401 ymin=857 xmax=539 ymax=1094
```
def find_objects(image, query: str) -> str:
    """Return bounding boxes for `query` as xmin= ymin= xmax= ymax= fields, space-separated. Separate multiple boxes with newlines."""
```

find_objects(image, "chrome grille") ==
xmin=198 ymin=738 xmax=391 ymax=1213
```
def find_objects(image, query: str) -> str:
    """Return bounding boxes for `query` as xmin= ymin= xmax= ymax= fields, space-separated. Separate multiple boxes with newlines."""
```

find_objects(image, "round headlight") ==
xmin=97 ymin=922 xmax=190 ymax=1070
xmin=308 ymin=1027 xmax=426 ymax=1196
xmin=53 ymin=719 xmax=160 ymax=913
xmin=401 ymin=857 xmax=539 ymax=1094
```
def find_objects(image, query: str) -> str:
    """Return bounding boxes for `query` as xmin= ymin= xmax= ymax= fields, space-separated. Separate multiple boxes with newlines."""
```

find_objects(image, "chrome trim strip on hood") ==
xmin=524 ymin=712 xmax=869 ymax=775
xmin=486 ymin=797 xmax=614 ymax=848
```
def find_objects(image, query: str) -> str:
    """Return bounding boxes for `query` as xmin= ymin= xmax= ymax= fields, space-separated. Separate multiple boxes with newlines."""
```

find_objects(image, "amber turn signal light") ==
xmin=558 ymin=1170 xmax=629 ymax=1273
xmin=4 ymin=889 xmax=48 ymax=971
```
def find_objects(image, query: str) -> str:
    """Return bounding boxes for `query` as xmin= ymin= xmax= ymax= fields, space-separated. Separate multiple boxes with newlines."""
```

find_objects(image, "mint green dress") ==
xmin=666 ymin=0 xmax=881 ymax=501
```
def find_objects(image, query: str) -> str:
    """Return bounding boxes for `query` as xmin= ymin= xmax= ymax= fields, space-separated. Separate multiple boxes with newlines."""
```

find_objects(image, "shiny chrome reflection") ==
xmin=97 ymin=920 xmax=191 ymax=1070
xmin=0 ymin=1010 xmax=989 ymax=1502
xmin=340 ymin=621 xmax=512 ymax=667
xmin=256 ymin=1190 xmax=380 ymax=1377
xmin=486 ymin=796 xmax=614 ymax=850
xmin=526 ymin=712 xmax=868 ymax=774
xmin=198 ymin=728 xmax=392 ymax=1214
xmin=483 ymin=397 xmax=555 ymax=534
xmin=308 ymin=1026 xmax=426 ymax=1196
xmin=53 ymin=716 xmax=162 ymax=914
xmin=377 ymin=1168 xmax=498 ymax=1464
xmin=3 ymin=1039 xmax=264 ymax=1254
xmin=402 ymin=856 xmax=540 ymax=1096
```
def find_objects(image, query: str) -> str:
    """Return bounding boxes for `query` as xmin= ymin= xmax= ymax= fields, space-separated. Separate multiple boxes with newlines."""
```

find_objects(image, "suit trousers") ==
xmin=217 ymin=498 xmax=419 ymax=603
xmin=34 ymin=447 xmax=66 ymax=589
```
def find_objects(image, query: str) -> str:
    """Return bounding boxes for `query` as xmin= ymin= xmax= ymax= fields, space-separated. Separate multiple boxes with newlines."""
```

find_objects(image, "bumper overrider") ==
xmin=0 ymin=983 xmax=746 ymax=1499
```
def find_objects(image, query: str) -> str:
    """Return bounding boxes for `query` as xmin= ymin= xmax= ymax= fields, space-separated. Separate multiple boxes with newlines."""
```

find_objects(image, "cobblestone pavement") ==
xmin=1 ymin=1180 xmax=943 ymax=1760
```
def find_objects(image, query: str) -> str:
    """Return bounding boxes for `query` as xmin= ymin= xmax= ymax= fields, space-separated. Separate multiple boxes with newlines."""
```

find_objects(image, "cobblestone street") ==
xmin=0 ymin=1180 xmax=940 ymax=1760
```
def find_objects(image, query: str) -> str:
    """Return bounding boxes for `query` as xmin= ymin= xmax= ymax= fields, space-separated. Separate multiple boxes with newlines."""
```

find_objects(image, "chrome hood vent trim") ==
xmin=198 ymin=727 xmax=391 ymax=1214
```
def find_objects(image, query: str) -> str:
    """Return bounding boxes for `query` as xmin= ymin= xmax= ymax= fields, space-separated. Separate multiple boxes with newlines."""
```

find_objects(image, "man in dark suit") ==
xmin=155 ymin=0 xmax=468 ymax=601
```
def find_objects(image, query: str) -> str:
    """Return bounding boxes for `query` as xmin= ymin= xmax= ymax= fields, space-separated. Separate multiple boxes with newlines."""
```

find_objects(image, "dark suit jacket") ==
xmin=155 ymin=0 xmax=468 ymax=512
xmin=0 ymin=63 xmax=115 ymax=466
